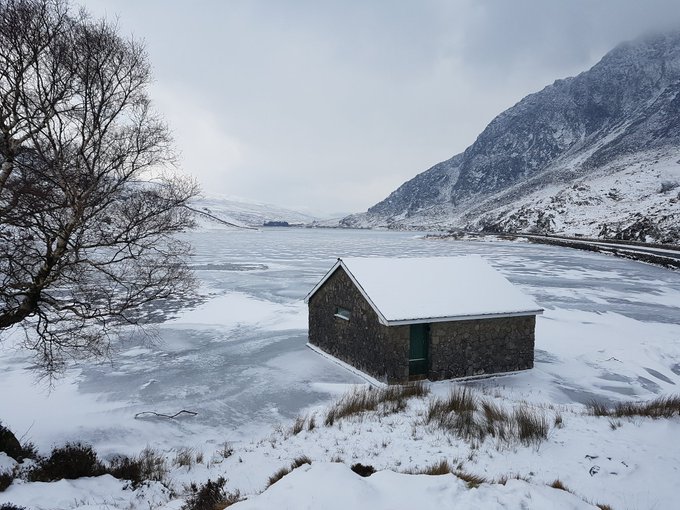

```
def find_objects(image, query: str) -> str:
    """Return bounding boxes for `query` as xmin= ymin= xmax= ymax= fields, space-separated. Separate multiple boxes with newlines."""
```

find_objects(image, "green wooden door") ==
xmin=409 ymin=324 xmax=429 ymax=376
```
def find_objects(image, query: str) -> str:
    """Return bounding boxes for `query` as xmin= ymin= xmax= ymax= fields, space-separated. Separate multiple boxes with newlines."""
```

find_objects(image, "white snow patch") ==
xmin=164 ymin=291 xmax=306 ymax=331
xmin=0 ymin=475 xmax=170 ymax=510
xmin=306 ymin=343 xmax=386 ymax=387
xmin=229 ymin=462 xmax=598 ymax=510
xmin=0 ymin=453 xmax=16 ymax=473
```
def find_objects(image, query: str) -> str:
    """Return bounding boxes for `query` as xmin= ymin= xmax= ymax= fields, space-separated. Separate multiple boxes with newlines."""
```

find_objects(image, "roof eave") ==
xmin=384 ymin=308 xmax=544 ymax=326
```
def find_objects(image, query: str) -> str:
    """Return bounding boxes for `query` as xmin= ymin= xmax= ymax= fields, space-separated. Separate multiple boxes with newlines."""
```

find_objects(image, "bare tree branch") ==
xmin=0 ymin=0 xmax=199 ymax=379
xmin=134 ymin=410 xmax=198 ymax=420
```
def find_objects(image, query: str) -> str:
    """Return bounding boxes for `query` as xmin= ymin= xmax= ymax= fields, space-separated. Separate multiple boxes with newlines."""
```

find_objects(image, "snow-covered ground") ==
xmin=1 ymin=227 xmax=679 ymax=509
xmin=230 ymin=463 xmax=603 ymax=510
xmin=474 ymin=151 xmax=680 ymax=240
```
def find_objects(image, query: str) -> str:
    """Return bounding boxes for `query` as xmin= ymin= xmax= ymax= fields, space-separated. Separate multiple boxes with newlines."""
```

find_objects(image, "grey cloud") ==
xmin=84 ymin=0 xmax=680 ymax=214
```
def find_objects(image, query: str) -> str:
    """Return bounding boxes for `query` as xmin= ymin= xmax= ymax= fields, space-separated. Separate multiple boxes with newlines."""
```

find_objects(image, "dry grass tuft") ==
xmin=587 ymin=395 xmax=680 ymax=419
xmin=291 ymin=416 xmax=305 ymax=436
xmin=290 ymin=455 xmax=312 ymax=469
xmin=549 ymin=479 xmax=570 ymax=491
xmin=325 ymin=382 xmax=429 ymax=426
xmin=453 ymin=469 xmax=489 ymax=488
xmin=217 ymin=442 xmax=234 ymax=460
xmin=427 ymin=387 xmax=477 ymax=422
xmin=481 ymin=399 xmax=508 ymax=423
xmin=174 ymin=447 xmax=195 ymax=468
xmin=587 ymin=400 xmax=610 ymax=416
xmin=545 ymin=478 xmax=616 ymax=510
xmin=608 ymin=418 xmax=622 ymax=430
xmin=513 ymin=407 xmax=549 ymax=445
xmin=554 ymin=412 xmax=564 ymax=428
xmin=266 ymin=466 xmax=292 ymax=488
xmin=136 ymin=447 xmax=168 ymax=482
xmin=266 ymin=455 xmax=312 ymax=488
xmin=426 ymin=388 xmax=485 ymax=442
xmin=494 ymin=473 xmax=529 ymax=485
xmin=613 ymin=395 xmax=680 ymax=418
xmin=405 ymin=459 xmax=453 ymax=476
xmin=425 ymin=388 xmax=548 ymax=446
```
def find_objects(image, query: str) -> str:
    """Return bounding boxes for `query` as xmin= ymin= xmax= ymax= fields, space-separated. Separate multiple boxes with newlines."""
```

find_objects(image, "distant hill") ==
xmin=343 ymin=32 xmax=680 ymax=243
xmin=190 ymin=194 xmax=318 ymax=228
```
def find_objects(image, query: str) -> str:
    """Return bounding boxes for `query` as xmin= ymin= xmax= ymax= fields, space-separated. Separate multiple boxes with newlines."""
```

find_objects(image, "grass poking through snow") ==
xmin=550 ymin=479 xmax=570 ymax=491
xmin=513 ymin=406 xmax=549 ymax=445
xmin=174 ymin=447 xmax=195 ymax=468
xmin=266 ymin=455 xmax=312 ymax=488
xmin=291 ymin=416 xmax=306 ymax=436
xmin=587 ymin=395 xmax=680 ymax=418
xmin=404 ymin=459 xmax=454 ymax=476
xmin=425 ymin=387 xmax=548 ymax=446
xmin=453 ymin=469 xmax=489 ymax=488
xmin=325 ymin=382 xmax=429 ymax=426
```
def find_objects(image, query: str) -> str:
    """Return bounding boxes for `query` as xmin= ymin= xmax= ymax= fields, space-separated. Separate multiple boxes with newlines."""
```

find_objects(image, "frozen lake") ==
xmin=2 ymin=227 xmax=680 ymax=455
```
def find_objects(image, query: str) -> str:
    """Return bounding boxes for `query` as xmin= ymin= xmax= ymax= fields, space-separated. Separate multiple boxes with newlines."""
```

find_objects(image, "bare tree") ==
xmin=0 ymin=0 xmax=198 ymax=376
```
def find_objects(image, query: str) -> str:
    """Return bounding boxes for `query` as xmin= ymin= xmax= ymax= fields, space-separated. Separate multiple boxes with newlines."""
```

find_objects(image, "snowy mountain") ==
xmin=190 ymin=194 xmax=318 ymax=228
xmin=343 ymin=32 xmax=680 ymax=243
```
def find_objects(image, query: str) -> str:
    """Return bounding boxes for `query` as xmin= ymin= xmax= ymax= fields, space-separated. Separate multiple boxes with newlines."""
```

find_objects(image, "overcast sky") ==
xmin=84 ymin=0 xmax=680 ymax=216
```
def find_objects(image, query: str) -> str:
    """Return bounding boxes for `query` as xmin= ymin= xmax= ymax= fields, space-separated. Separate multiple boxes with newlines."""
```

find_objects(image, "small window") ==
xmin=334 ymin=306 xmax=351 ymax=321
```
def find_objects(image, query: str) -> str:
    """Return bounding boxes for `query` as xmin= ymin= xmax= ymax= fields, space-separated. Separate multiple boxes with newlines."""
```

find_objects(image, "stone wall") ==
xmin=428 ymin=315 xmax=535 ymax=380
xmin=308 ymin=267 xmax=409 ymax=383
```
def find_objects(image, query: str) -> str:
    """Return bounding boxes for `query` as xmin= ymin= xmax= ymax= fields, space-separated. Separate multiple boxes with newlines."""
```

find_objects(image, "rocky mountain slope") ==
xmin=343 ymin=32 xmax=680 ymax=243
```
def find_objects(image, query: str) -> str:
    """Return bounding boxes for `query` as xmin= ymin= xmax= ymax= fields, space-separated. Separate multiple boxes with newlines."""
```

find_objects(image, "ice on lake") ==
xmin=1 ymin=227 xmax=680 ymax=455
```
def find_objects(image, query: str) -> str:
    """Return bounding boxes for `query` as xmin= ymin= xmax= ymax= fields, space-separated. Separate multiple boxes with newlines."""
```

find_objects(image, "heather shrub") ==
xmin=350 ymin=463 xmax=376 ymax=477
xmin=28 ymin=442 xmax=105 ymax=482
xmin=183 ymin=477 xmax=241 ymax=510
xmin=108 ymin=454 xmax=145 ymax=487
xmin=107 ymin=447 xmax=168 ymax=488
xmin=0 ymin=471 xmax=13 ymax=492
xmin=0 ymin=423 xmax=35 ymax=462
xmin=0 ymin=424 xmax=21 ymax=460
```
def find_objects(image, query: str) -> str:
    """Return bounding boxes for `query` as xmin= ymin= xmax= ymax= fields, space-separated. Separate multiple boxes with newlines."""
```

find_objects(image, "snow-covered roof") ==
xmin=305 ymin=256 xmax=543 ymax=325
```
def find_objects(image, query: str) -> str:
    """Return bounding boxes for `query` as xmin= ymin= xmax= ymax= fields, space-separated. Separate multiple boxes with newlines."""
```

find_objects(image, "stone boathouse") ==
xmin=305 ymin=256 xmax=543 ymax=384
